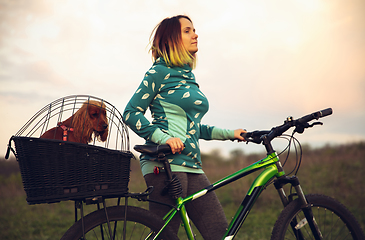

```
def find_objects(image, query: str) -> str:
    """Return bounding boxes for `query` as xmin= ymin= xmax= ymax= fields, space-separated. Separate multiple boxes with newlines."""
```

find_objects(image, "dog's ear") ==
xmin=84 ymin=104 xmax=95 ymax=143
xmin=93 ymin=104 xmax=108 ymax=142
xmin=73 ymin=103 xmax=94 ymax=143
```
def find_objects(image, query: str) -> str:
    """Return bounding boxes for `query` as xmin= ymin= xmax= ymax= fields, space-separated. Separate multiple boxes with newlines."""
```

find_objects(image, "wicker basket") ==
xmin=6 ymin=95 xmax=133 ymax=204
xmin=10 ymin=137 xmax=133 ymax=204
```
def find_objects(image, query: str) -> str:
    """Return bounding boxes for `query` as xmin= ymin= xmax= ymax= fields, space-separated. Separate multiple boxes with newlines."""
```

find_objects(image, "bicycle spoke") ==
xmin=80 ymin=221 xmax=160 ymax=240
xmin=272 ymin=195 xmax=364 ymax=240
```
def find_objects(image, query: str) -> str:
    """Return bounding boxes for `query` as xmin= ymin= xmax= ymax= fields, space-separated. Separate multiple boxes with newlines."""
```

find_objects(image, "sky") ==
xmin=1 ymin=0 xmax=364 ymax=157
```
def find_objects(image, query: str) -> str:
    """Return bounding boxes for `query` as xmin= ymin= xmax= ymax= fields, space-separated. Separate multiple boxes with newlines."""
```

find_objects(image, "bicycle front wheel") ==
xmin=271 ymin=194 xmax=364 ymax=240
xmin=61 ymin=205 xmax=178 ymax=240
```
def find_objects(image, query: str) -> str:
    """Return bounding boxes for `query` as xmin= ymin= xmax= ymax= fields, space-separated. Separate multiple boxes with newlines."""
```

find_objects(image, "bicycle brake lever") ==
xmin=295 ymin=121 xmax=323 ymax=134
xmin=294 ymin=123 xmax=309 ymax=134
xmin=308 ymin=122 xmax=323 ymax=128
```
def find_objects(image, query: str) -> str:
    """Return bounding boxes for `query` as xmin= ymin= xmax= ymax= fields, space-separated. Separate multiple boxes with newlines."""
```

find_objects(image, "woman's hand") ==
xmin=166 ymin=137 xmax=185 ymax=154
xmin=233 ymin=129 xmax=247 ymax=142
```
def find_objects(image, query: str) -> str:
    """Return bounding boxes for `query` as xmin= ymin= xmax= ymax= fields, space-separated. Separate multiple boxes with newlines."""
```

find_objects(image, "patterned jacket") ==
xmin=123 ymin=58 xmax=234 ymax=175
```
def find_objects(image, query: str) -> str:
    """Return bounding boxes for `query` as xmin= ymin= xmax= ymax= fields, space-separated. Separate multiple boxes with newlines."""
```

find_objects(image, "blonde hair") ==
xmin=149 ymin=15 xmax=196 ymax=69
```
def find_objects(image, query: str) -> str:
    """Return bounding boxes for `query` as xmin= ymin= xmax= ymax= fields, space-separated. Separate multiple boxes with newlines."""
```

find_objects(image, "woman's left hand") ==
xmin=233 ymin=129 xmax=247 ymax=142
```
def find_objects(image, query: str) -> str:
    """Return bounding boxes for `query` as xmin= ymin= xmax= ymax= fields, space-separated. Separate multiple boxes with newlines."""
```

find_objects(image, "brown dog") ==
xmin=40 ymin=100 xmax=109 ymax=144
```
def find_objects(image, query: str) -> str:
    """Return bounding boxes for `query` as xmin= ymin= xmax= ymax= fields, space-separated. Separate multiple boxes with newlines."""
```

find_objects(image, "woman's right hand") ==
xmin=166 ymin=137 xmax=185 ymax=154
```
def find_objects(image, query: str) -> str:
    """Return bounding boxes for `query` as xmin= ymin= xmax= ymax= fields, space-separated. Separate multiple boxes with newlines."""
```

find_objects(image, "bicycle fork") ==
xmin=274 ymin=176 xmax=323 ymax=240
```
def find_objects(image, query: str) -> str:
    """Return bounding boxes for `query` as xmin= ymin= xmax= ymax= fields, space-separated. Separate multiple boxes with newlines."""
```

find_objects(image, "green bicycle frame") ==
xmin=153 ymin=152 xmax=285 ymax=240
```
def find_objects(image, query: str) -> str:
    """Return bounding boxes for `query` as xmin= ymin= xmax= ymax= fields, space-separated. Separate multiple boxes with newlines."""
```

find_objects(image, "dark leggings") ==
xmin=144 ymin=172 xmax=228 ymax=240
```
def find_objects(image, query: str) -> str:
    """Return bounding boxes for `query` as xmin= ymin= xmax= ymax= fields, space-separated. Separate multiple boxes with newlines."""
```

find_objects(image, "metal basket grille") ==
xmin=7 ymin=95 xmax=133 ymax=204
xmin=14 ymin=95 xmax=130 ymax=151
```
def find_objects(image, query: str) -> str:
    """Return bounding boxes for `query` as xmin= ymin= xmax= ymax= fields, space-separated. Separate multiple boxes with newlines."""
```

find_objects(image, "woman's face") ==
xmin=180 ymin=17 xmax=198 ymax=55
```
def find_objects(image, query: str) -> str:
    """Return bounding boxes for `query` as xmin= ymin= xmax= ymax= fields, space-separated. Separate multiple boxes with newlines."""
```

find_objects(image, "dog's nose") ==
xmin=102 ymin=124 xmax=108 ymax=130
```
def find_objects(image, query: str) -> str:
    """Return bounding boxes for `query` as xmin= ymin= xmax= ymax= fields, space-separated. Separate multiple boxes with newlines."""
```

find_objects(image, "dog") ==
xmin=40 ymin=100 xmax=109 ymax=144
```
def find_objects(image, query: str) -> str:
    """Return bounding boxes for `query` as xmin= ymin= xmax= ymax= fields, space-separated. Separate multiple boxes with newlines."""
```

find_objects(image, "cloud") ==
xmin=0 ymin=0 xmax=53 ymax=41
xmin=1 ymin=59 xmax=67 ymax=84
xmin=0 ymin=0 xmax=364 ymax=156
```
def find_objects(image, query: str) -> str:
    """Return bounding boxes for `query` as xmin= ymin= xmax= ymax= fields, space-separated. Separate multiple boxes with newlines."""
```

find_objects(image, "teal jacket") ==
xmin=123 ymin=58 xmax=234 ymax=175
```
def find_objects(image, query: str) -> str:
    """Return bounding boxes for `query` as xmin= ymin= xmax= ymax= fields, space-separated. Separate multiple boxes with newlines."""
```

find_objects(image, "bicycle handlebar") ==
xmin=297 ymin=108 xmax=332 ymax=124
xmin=134 ymin=108 xmax=333 ymax=154
xmin=241 ymin=108 xmax=332 ymax=144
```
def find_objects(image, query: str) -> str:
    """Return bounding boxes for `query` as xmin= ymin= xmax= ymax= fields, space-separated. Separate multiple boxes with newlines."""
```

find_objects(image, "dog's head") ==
xmin=73 ymin=100 xmax=109 ymax=143
xmin=87 ymin=100 xmax=109 ymax=141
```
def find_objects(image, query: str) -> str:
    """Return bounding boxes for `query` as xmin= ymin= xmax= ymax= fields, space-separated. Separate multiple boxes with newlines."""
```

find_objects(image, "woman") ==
xmin=123 ymin=15 xmax=246 ymax=239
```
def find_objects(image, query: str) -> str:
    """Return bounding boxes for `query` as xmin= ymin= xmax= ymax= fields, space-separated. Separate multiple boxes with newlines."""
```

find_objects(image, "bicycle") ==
xmin=60 ymin=108 xmax=365 ymax=240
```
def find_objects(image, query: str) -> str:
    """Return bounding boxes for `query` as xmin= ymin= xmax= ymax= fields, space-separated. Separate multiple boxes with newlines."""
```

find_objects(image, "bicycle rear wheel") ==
xmin=61 ymin=205 xmax=178 ymax=240
xmin=271 ymin=194 xmax=364 ymax=240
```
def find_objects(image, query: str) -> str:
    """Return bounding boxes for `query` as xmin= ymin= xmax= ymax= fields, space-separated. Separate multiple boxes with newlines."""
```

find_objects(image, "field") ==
xmin=1 ymin=141 xmax=364 ymax=239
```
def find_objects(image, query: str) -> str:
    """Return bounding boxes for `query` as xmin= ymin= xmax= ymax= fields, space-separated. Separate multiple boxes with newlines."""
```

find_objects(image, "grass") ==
xmin=1 ymin=141 xmax=364 ymax=239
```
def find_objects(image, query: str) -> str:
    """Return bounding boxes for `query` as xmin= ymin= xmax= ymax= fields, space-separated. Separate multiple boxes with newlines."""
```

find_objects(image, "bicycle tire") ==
xmin=271 ymin=194 xmax=365 ymax=240
xmin=60 ymin=205 xmax=178 ymax=240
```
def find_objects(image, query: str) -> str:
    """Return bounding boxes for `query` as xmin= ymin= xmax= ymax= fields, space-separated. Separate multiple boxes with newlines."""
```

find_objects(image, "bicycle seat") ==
xmin=134 ymin=144 xmax=172 ymax=156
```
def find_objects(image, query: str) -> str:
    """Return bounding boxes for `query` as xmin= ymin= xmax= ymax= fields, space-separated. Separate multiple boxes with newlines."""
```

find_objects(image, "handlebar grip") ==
xmin=240 ymin=132 xmax=248 ymax=138
xmin=298 ymin=108 xmax=333 ymax=123
xmin=318 ymin=108 xmax=333 ymax=118
xmin=240 ymin=131 xmax=270 ymax=144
